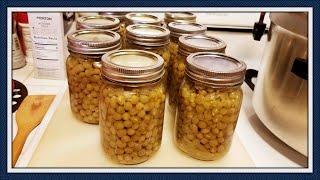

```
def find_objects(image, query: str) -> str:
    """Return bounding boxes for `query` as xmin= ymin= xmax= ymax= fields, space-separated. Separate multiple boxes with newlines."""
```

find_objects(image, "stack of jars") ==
xmin=66 ymin=12 xmax=246 ymax=165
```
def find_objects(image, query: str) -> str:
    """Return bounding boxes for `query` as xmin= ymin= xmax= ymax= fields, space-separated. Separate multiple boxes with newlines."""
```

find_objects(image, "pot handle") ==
xmin=291 ymin=58 xmax=308 ymax=80
xmin=244 ymin=69 xmax=258 ymax=91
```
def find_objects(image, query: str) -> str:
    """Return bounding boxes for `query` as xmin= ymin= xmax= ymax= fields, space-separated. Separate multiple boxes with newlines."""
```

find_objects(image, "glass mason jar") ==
xmin=100 ymin=50 xmax=166 ymax=165
xmin=164 ymin=12 xmax=196 ymax=26
xmin=125 ymin=24 xmax=170 ymax=88
xmin=175 ymin=52 xmax=247 ymax=161
xmin=167 ymin=22 xmax=206 ymax=89
xmin=76 ymin=15 xmax=125 ymax=48
xmin=66 ymin=29 xmax=121 ymax=124
xmin=169 ymin=34 xmax=227 ymax=107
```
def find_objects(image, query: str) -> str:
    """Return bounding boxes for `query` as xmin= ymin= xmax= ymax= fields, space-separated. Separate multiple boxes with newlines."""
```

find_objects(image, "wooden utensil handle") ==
xmin=12 ymin=130 xmax=29 ymax=167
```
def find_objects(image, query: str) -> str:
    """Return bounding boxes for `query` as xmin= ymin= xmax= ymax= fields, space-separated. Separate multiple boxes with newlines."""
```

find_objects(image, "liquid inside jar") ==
xmin=175 ymin=78 xmax=243 ymax=160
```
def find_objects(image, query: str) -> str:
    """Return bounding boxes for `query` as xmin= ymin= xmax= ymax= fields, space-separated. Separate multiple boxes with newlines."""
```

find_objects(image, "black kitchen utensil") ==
xmin=12 ymin=79 xmax=28 ymax=113
xmin=245 ymin=69 xmax=258 ymax=90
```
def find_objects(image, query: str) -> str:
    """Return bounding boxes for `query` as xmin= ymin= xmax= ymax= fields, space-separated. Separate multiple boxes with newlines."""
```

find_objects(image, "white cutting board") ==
xmin=28 ymin=91 xmax=254 ymax=167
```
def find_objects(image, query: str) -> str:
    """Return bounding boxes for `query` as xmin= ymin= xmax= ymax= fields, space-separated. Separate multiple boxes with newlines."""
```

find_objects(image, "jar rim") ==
xmin=67 ymin=29 xmax=121 ymax=55
xmin=186 ymin=52 xmax=246 ymax=87
xmin=125 ymin=13 xmax=162 ymax=26
xmin=101 ymin=49 xmax=165 ymax=85
xmin=178 ymin=34 xmax=227 ymax=56
xmin=168 ymin=22 xmax=206 ymax=38
xmin=99 ymin=12 xmax=129 ymax=21
xmin=76 ymin=15 xmax=120 ymax=31
xmin=164 ymin=12 xmax=196 ymax=24
xmin=126 ymin=24 xmax=170 ymax=47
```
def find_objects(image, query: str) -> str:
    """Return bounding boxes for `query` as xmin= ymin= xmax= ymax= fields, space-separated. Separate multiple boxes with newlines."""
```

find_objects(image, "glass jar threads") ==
xmin=169 ymin=34 xmax=227 ymax=106
xmin=125 ymin=13 xmax=162 ymax=27
xmin=175 ymin=52 xmax=247 ymax=161
xmin=125 ymin=24 xmax=171 ymax=70
xmin=100 ymin=50 xmax=166 ymax=164
xmin=76 ymin=15 xmax=124 ymax=48
xmin=164 ymin=12 xmax=196 ymax=26
xmin=66 ymin=29 xmax=121 ymax=124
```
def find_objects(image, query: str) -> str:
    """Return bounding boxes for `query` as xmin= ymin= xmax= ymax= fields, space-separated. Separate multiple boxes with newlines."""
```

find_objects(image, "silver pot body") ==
xmin=252 ymin=13 xmax=308 ymax=156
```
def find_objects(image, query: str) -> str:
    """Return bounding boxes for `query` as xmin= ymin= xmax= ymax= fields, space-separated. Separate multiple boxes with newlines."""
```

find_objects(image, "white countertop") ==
xmin=12 ymin=30 xmax=307 ymax=168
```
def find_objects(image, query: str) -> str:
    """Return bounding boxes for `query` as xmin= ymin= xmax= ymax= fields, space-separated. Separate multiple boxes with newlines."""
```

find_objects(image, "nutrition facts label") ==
xmin=28 ymin=13 xmax=65 ymax=79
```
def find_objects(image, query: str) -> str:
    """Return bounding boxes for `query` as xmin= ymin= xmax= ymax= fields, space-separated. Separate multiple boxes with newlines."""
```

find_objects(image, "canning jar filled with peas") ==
xmin=100 ymin=50 xmax=166 ymax=164
xmin=175 ymin=52 xmax=247 ymax=161
xmin=125 ymin=24 xmax=170 ymax=85
xmin=167 ymin=22 xmax=206 ymax=87
xmin=164 ymin=12 xmax=196 ymax=26
xmin=66 ymin=29 xmax=121 ymax=124
xmin=76 ymin=15 xmax=125 ymax=48
xmin=169 ymin=34 xmax=227 ymax=107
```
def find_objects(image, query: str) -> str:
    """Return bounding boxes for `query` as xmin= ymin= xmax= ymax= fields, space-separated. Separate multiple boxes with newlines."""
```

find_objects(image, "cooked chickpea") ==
xmin=66 ymin=55 xmax=101 ymax=124
xmin=174 ymin=78 xmax=243 ymax=161
xmin=100 ymin=80 xmax=166 ymax=164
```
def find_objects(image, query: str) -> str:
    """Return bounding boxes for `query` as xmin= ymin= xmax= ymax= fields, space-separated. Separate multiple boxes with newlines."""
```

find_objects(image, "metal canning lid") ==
xmin=101 ymin=50 xmax=165 ymax=84
xmin=126 ymin=24 xmax=170 ymax=47
xmin=67 ymin=29 xmax=121 ymax=55
xmin=125 ymin=13 xmax=162 ymax=26
xmin=164 ymin=12 xmax=196 ymax=24
xmin=186 ymin=52 xmax=247 ymax=87
xmin=178 ymin=34 xmax=227 ymax=57
xmin=76 ymin=15 xmax=120 ymax=31
xmin=99 ymin=12 xmax=128 ymax=22
xmin=168 ymin=22 xmax=206 ymax=38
